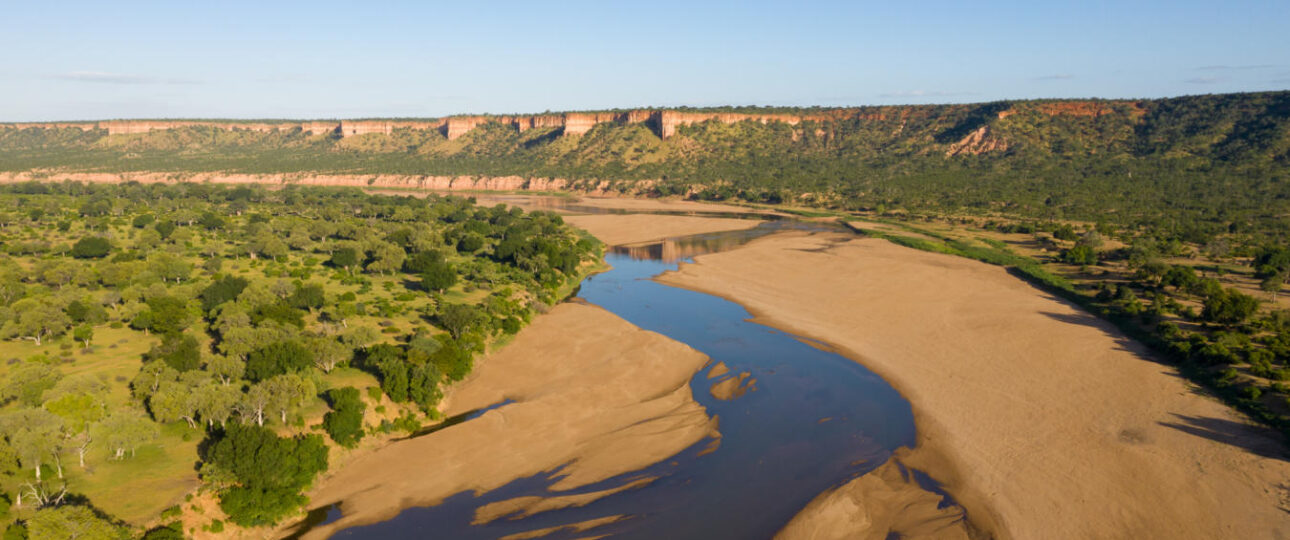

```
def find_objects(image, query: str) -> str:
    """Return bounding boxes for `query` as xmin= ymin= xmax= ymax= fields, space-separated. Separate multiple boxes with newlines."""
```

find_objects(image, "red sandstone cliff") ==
xmin=1 ymin=101 xmax=1145 ymax=144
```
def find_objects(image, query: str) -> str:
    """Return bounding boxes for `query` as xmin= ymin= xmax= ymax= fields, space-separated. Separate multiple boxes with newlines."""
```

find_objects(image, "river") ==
xmin=302 ymin=207 xmax=927 ymax=539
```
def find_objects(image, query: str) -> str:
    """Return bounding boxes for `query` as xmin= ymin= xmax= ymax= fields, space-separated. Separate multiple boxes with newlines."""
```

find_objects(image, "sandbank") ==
xmin=564 ymin=213 xmax=760 ymax=246
xmin=298 ymin=302 xmax=716 ymax=538
xmin=658 ymin=231 xmax=1290 ymax=539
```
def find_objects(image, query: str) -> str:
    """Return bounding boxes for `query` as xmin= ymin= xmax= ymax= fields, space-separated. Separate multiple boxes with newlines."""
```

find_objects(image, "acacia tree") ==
xmin=264 ymin=374 xmax=315 ymax=425
xmin=28 ymin=505 xmax=125 ymax=540
xmin=365 ymin=242 xmax=406 ymax=275
xmin=149 ymin=381 xmax=200 ymax=428
xmin=92 ymin=410 xmax=158 ymax=460
xmin=238 ymin=383 xmax=273 ymax=427
xmin=72 ymin=325 xmax=93 ymax=349
xmin=1 ymin=363 xmax=63 ymax=407
xmin=206 ymin=354 xmax=246 ymax=385
xmin=0 ymin=408 xmax=64 ymax=481
xmin=2 ymin=298 xmax=69 ymax=346
xmin=44 ymin=390 xmax=106 ymax=468
xmin=194 ymin=383 xmax=241 ymax=427
xmin=307 ymin=337 xmax=351 ymax=373
xmin=329 ymin=247 xmax=360 ymax=274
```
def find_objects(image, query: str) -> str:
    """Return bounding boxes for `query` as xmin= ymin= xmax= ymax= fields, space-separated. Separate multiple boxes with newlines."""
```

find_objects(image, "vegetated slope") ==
xmin=2 ymin=91 xmax=1288 ymax=239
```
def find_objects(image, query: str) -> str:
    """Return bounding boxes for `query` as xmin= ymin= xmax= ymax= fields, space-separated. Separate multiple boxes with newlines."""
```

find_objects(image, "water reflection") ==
xmin=611 ymin=220 xmax=846 ymax=262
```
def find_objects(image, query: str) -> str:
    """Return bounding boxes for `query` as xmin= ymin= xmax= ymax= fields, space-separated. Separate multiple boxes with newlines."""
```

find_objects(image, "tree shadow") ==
xmin=1159 ymin=413 xmax=1289 ymax=461
xmin=1036 ymin=309 xmax=1178 ymax=372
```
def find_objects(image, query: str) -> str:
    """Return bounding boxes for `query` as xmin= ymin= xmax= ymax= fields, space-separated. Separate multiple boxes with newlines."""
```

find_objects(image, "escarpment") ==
xmin=0 ymin=96 xmax=1254 ymax=160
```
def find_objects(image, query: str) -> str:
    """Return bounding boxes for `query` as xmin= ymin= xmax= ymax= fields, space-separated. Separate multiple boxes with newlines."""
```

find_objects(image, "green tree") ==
xmin=364 ymin=242 xmax=406 ymax=275
xmin=1 ymin=363 xmax=63 ymax=407
xmin=0 ymin=408 xmax=64 ymax=481
xmin=43 ymin=388 xmax=105 ymax=468
xmin=1202 ymin=288 xmax=1261 ymax=326
xmin=321 ymin=387 xmax=365 ymax=448
xmin=92 ymin=410 xmax=158 ymax=460
xmin=263 ymin=374 xmax=315 ymax=425
xmin=329 ymin=248 xmax=360 ymax=273
xmin=202 ymin=424 xmax=328 ymax=526
xmin=71 ymin=325 xmax=93 ymax=349
xmin=200 ymin=276 xmax=249 ymax=313
xmin=437 ymin=304 xmax=484 ymax=339
xmin=1 ymin=298 xmax=70 ymax=346
xmin=153 ymin=221 xmax=175 ymax=240
xmin=69 ymin=237 xmax=111 ymax=259
xmin=193 ymin=382 xmax=240 ymax=427
xmin=133 ymin=296 xmax=192 ymax=336
xmin=1060 ymin=244 xmax=1097 ymax=266
xmin=419 ymin=262 xmax=457 ymax=293
xmin=27 ymin=505 xmax=125 ymax=540
xmin=288 ymin=283 xmax=325 ymax=312
xmin=245 ymin=341 xmax=313 ymax=382
xmin=144 ymin=333 xmax=201 ymax=372
xmin=147 ymin=253 xmax=190 ymax=283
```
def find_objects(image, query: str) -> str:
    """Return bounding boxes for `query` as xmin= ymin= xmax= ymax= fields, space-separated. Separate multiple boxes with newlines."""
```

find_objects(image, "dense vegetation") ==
xmin=3 ymin=91 xmax=1288 ymax=244
xmin=0 ymin=182 xmax=599 ymax=537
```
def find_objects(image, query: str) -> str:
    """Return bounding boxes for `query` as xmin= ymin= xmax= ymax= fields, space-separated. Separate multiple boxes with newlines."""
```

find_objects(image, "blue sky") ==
xmin=3 ymin=1 xmax=1287 ymax=120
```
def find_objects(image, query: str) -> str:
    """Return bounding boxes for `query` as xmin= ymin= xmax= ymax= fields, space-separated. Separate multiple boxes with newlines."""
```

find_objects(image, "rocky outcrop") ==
xmin=0 ymin=122 xmax=97 ymax=131
xmin=0 ymin=100 xmax=1150 ymax=143
xmin=652 ymin=110 xmax=824 ymax=139
xmin=1031 ymin=100 xmax=1145 ymax=118
xmin=944 ymin=125 xmax=1007 ymax=157
xmin=1 ymin=110 xmax=824 ymax=141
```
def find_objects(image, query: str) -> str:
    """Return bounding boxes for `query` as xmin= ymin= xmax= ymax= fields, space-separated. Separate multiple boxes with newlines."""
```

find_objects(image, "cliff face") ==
xmin=0 ymin=99 xmax=1162 ymax=151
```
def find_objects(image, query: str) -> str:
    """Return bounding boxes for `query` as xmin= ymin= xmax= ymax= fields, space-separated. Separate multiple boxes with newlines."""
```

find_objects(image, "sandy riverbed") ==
xmin=564 ymin=213 xmax=760 ymax=246
xmin=298 ymin=302 xmax=716 ymax=538
xmin=658 ymin=231 xmax=1290 ymax=539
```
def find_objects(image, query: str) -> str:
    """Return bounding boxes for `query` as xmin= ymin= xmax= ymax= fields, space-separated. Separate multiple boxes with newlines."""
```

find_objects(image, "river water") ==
xmin=305 ymin=209 xmax=925 ymax=539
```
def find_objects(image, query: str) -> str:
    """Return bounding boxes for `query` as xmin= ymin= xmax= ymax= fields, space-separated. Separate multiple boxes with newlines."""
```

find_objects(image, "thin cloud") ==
xmin=1196 ymin=64 xmax=1276 ymax=71
xmin=1033 ymin=74 xmax=1074 ymax=81
xmin=48 ymin=71 xmax=199 ymax=85
xmin=878 ymin=90 xmax=975 ymax=98
xmin=1184 ymin=76 xmax=1220 ymax=84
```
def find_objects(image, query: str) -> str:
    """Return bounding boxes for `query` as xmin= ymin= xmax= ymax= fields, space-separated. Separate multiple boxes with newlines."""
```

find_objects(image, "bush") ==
xmin=203 ymin=424 xmax=329 ymax=526
xmin=70 ymin=236 xmax=111 ymax=258
xmin=1202 ymin=288 xmax=1261 ymax=326
xmin=322 ymin=387 xmax=366 ymax=448
xmin=245 ymin=340 xmax=314 ymax=382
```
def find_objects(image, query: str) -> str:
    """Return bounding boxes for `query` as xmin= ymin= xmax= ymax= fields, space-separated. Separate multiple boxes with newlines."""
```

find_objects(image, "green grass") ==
xmin=69 ymin=423 xmax=201 ymax=525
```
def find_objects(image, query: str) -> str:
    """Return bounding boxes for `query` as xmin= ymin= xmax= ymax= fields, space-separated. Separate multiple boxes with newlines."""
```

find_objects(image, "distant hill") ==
xmin=2 ymin=91 xmax=1288 ymax=240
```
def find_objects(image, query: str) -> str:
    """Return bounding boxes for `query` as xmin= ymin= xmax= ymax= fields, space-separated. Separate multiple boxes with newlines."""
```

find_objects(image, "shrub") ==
xmin=70 ymin=236 xmax=111 ymax=258
xmin=322 ymin=387 xmax=366 ymax=448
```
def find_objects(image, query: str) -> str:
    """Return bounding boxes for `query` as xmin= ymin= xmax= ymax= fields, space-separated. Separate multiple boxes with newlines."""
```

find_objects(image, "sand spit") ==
xmin=567 ymin=196 xmax=775 ymax=214
xmin=658 ymin=232 xmax=1290 ymax=539
xmin=299 ymin=303 xmax=716 ymax=539
xmin=564 ymin=213 xmax=760 ymax=246
xmin=775 ymin=453 xmax=970 ymax=540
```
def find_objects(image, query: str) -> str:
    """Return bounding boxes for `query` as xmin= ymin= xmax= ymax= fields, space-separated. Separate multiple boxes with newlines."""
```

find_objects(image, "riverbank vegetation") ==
xmin=0 ymin=182 xmax=599 ymax=537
